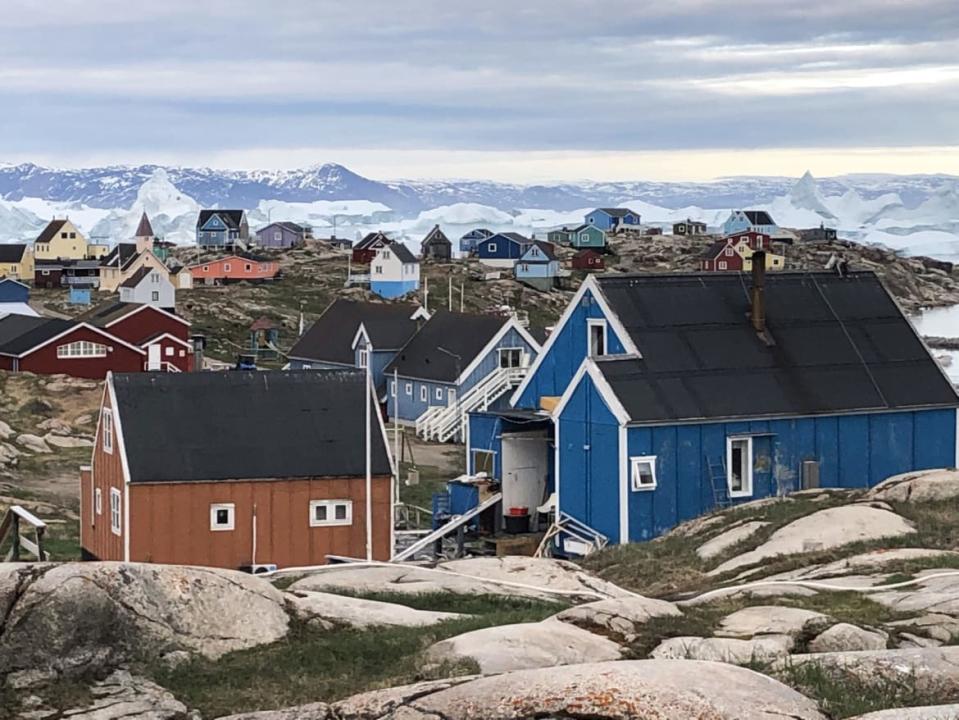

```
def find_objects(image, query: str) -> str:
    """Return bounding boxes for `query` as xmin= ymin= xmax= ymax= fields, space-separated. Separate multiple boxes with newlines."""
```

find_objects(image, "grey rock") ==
xmin=717 ymin=605 xmax=830 ymax=641
xmin=288 ymin=590 xmax=464 ymax=629
xmin=697 ymin=520 xmax=770 ymax=561
xmin=848 ymin=704 xmax=959 ymax=719
xmin=44 ymin=434 xmax=93 ymax=449
xmin=887 ymin=613 xmax=959 ymax=644
xmin=874 ymin=571 xmax=959 ymax=617
xmin=15 ymin=434 xmax=51 ymax=454
xmin=650 ymin=635 xmax=792 ymax=664
xmin=0 ymin=420 xmax=13 ymax=439
xmin=553 ymin=595 xmax=680 ymax=641
xmin=867 ymin=469 xmax=959 ymax=503
xmin=807 ymin=623 xmax=888 ymax=653
xmin=786 ymin=646 xmax=959 ymax=694
xmin=60 ymin=670 xmax=187 ymax=720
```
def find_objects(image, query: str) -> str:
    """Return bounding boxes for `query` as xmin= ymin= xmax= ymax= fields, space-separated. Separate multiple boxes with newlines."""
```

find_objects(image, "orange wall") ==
xmin=81 ymin=391 xmax=126 ymax=560
xmin=189 ymin=257 xmax=278 ymax=281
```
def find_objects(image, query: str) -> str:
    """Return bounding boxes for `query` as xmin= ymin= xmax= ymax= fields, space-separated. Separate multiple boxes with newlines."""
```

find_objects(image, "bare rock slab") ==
xmin=807 ymin=623 xmax=889 ymax=653
xmin=288 ymin=590 xmax=464 ymax=629
xmin=423 ymin=618 xmax=623 ymax=673
xmin=717 ymin=605 xmax=830 ymax=641
xmin=697 ymin=520 xmax=770 ymax=561
xmin=848 ymin=704 xmax=959 ymax=719
xmin=786 ymin=646 xmax=959 ymax=694
xmin=651 ymin=635 xmax=792 ymax=664
xmin=873 ymin=571 xmax=959 ymax=617
xmin=553 ymin=595 xmax=681 ymax=640
xmin=58 ymin=670 xmax=188 ymax=720
xmin=867 ymin=469 xmax=959 ymax=503
xmin=711 ymin=505 xmax=916 ymax=575
xmin=330 ymin=660 xmax=826 ymax=719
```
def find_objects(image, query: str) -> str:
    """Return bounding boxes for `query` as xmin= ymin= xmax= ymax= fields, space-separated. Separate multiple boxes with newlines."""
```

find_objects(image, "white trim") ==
xmin=587 ymin=318 xmax=607 ymax=357
xmin=553 ymin=414 xmax=561 ymax=527
xmin=103 ymin=302 xmax=191 ymax=329
xmin=726 ymin=436 xmax=754 ymax=498
xmin=140 ymin=332 xmax=192 ymax=349
xmin=210 ymin=503 xmax=236 ymax=531
xmin=420 ymin=385 xmax=428 ymax=402
xmin=309 ymin=499 xmax=354 ymax=527
xmin=630 ymin=455 xmax=658 ymax=491
xmin=350 ymin=323 xmax=371 ymax=352
xmin=17 ymin=322 xmax=147 ymax=359
xmin=955 ymin=408 xmax=959 ymax=470
xmin=509 ymin=275 xmax=639 ymax=407
xmin=453 ymin=318 xmax=542 ymax=386
xmin=551 ymin=357 xmax=632 ymax=426
xmin=109 ymin=487 xmax=122 ymax=536
xmin=107 ymin=374 xmax=133 ymax=562
xmin=94 ymin=487 xmax=102 ymax=516
xmin=0 ymin=278 xmax=29 ymax=290
xmin=618 ymin=425 xmax=628 ymax=544
xmin=410 ymin=306 xmax=431 ymax=321
xmin=101 ymin=408 xmax=113 ymax=454
xmin=470 ymin=448 xmax=496 ymax=475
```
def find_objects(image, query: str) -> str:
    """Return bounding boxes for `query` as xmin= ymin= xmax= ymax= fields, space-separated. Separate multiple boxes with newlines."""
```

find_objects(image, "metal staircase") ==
xmin=416 ymin=366 xmax=527 ymax=442
xmin=707 ymin=456 xmax=731 ymax=510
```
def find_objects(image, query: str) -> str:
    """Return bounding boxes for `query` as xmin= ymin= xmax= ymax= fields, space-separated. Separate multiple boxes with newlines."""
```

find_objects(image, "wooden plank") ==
xmin=19 ymin=535 xmax=40 ymax=558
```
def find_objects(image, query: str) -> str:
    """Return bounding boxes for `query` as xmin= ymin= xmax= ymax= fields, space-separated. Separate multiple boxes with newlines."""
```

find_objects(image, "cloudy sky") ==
xmin=0 ymin=0 xmax=957 ymax=181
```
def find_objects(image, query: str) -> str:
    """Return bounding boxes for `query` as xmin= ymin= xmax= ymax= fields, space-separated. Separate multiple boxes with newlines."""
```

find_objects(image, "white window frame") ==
xmin=435 ymin=387 xmax=443 ymax=400
xmin=102 ymin=409 xmax=113 ymax=454
xmin=499 ymin=347 xmax=523 ymax=368
xmin=58 ymin=340 xmax=108 ymax=359
xmin=358 ymin=349 xmax=368 ymax=368
xmin=210 ymin=503 xmax=235 ymax=531
xmin=726 ymin=436 xmax=754 ymax=498
xmin=487 ymin=242 xmax=496 ymax=252
xmin=151 ymin=291 xmax=159 ymax=302
xmin=390 ymin=380 xmax=396 ymax=396
xmin=95 ymin=487 xmax=102 ymax=515
xmin=109 ymin=488 xmax=121 ymax=535
xmin=630 ymin=456 xmax=658 ymax=491
xmin=165 ymin=346 xmax=174 ymax=357
xmin=718 ymin=260 xmax=728 ymax=270
xmin=587 ymin=318 xmax=607 ymax=357
xmin=420 ymin=386 xmax=428 ymax=402
xmin=223 ymin=263 xmax=232 ymax=272
xmin=309 ymin=499 xmax=353 ymax=527
xmin=472 ymin=449 xmax=495 ymax=476
xmin=405 ymin=382 xmax=413 ymax=396
xmin=448 ymin=388 xmax=456 ymax=403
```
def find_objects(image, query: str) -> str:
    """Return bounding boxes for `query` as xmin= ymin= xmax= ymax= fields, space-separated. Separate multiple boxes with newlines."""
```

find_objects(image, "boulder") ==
xmin=769 ymin=548 xmax=959 ymax=582
xmin=44 ymin=434 xmax=93 ymax=449
xmin=288 ymin=590 xmax=464 ymax=629
xmin=438 ymin=556 xmax=632 ymax=599
xmin=56 ymin=670 xmax=188 ymax=720
xmin=867 ymin=469 xmax=959 ymax=503
xmin=897 ymin=632 xmax=943 ymax=649
xmin=423 ymin=618 xmax=623 ymax=673
xmin=873 ymin=571 xmax=959 ymax=617
xmin=786 ymin=646 xmax=959 ymax=694
xmin=0 ymin=562 xmax=290 ymax=677
xmin=0 ymin=420 xmax=13 ymax=440
xmin=36 ymin=418 xmax=72 ymax=435
xmin=807 ymin=623 xmax=888 ymax=653
xmin=887 ymin=613 xmax=959 ymax=644
xmin=710 ymin=505 xmax=916 ymax=575
xmin=16 ymin=434 xmax=51 ymax=454
xmin=553 ymin=595 xmax=680 ymax=640
xmin=848 ymin=706 xmax=959 ymax=720
xmin=650 ymin=635 xmax=792 ymax=664
xmin=219 ymin=703 xmax=332 ymax=720
xmin=326 ymin=660 xmax=826 ymax=719
xmin=717 ymin=605 xmax=830 ymax=641
xmin=697 ymin=520 xmax=770 ymax=561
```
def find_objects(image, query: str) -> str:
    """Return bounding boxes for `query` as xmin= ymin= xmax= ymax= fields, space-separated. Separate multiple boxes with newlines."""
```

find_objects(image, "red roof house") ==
xmin=571 ymin=249 xmax=605 ymax=271
xmin=352 ymin=232 xmax=392 ymax=265
xmin=78 ymin=302 xmax=193 ymax=372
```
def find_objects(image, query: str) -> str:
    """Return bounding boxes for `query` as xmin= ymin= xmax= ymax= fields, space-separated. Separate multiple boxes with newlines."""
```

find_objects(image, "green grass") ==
xmin=151 ymin=594 xmax=562 ymax=718
xmin=326 ymin=590 xmax=567 ymax=617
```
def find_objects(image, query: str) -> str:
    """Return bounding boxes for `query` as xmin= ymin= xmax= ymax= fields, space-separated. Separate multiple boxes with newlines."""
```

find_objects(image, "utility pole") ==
xmin=448 ymin=275 xmax=453 ymax=311
xmin=365 ymin=339 xmax=373 ymax=562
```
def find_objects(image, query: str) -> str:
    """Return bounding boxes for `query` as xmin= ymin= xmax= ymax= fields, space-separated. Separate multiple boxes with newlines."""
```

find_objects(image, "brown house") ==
xmin=571 ymin=249 xmax=605 ymax=271
xmin=80 ymin=370 xmax=394 ymax=570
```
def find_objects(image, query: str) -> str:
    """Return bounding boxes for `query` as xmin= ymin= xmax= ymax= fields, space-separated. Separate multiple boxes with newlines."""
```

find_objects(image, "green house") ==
xmin=569 ymin=224 xmax=607 ymax=250
xmin=547 ymin=228 xmax=573 ymax=245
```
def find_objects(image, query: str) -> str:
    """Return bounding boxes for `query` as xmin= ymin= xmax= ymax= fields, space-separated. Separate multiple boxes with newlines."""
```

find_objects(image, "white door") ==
xmin=147 ymin=344 xmax=162 ymax=371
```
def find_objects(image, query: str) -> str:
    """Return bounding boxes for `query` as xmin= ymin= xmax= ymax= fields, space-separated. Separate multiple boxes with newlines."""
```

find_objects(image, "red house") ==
xmin=352 ymin=232 xmax=392 ymax=265
xmin=572 ymin=249 xmax=605 ymax=271
xmin=189 ymin=255 xmax=279 ymax=285
xmin=80 ymin=370 xmax=395 ymax=569
xmin=726 ymin=230 xmax=771 ymax=250
xmin=78 ymin=302 xmax=193 ymax=373
xmin=700 ymin=238 xmax=746 ymax=272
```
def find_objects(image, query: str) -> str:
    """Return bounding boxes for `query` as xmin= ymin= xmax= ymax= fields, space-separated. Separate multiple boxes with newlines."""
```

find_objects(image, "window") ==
xmin=202 ymin=265 xmax=209 ymax=272
xmin=59 ymin=341 xmax=108 ymax=359
xmin=310 ymin=499 xmax=353 ymax=527
xmin=110 ymin=488 xmax=121 ymax=535
xmin=630 ymin=456 xmax=657 ymax=491
xmin=718 ymin=261 xmax=728 ymax=270
xmin=587 ymin=319 xmax=607 ymax=357
xmin=95 ymin=487 xmax=102 ymax=515
xmin=101 ymin=409 xmax=113 ymax=454
xmin=435 ymin=387 xmax=443 ymax=400
xmin=382 ymin=250 xmax=391 ymax=259
xmin=420 ymin=386 xmax=428 ymax=402
xmin=374 ymin=265 xmax=383 ymax=274
xmin=60 ymin=232 xmax=67 ymax=239
xmin=499 ymin=348 xmax=523 ymax=368
xmin=520 ymin=263 xmax=529 ymax=272
xmin=69 ymin=232 xmax=76 ymax=239
xmin=210 ymin=503 xmax=235 ymax=531
xmin=448 ymin=388 xmax=456 ymax=403
xmin=151 ymin=291 xmax=159 ymax=302
xmin=472 ymin=450 xmax=495 ymax=476
xmin=223 ymin=263 xmax=231 ymax=272
xmin=405 ymin=382 xmax=413 ymax=396
xmin=165 ymin=346 xmax=174 ymax=357
xmin=487 ymin=242 xmax=496 ymax=252
xmin=274 ymin=232 xmax=281 ymax=242
xmin=725 ymin=247 xmax=735 ymax=256
xmin=245 ymin=264 xmax=252 ymax=272
xmin=390 ymin=380 xmax=396 ymax=396
xmin=727 ymin=437 xmax=753 ymax=498
xmin=358 ymin=349 xmax=368 ymax=368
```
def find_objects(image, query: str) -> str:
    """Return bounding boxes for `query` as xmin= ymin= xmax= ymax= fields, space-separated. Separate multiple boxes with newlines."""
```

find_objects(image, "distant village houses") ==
xmin=196 ymin=210 xmax=250 ymax=248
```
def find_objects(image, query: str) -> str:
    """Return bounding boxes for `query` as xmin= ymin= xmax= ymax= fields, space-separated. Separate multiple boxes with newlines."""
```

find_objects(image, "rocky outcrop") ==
xmin=52 ymin=670 xmax=189 ymax=720
xmin=716 ymin=605 xmax=830 ymax=642
xmin=873 ymin=571 xmax=959 ymax=616
xmin=867 ymin=469 xmax=959 ymax=503
xmin=848 ymin=704 xmax=959 ymax=719
xmin=553 ymin=595 xmax=681 ymax=641
xmin=15 ymin=434 xmax=51 ymax=454
xmin=0 ymin=562 xmax=289 ymax=678
xmin=786 ymin=646 xmax=959 ymax=694
xmin=807 ymin=623 xmax=889 ymax=653
xmin=710 ymin=505 xmax=917 ymax=575
xmin=288 ymin=590 xmax=464 ymax=629
xmin=697 ymin=520 xmax=770 ymax=561
xmin=423 ymin=618 xmax=623 ymax=673
xmin=650 ymin=635 xmax=792 ymax=664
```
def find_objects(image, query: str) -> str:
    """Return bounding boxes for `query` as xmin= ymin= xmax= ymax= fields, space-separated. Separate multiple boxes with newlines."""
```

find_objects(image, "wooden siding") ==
xmin=18 ymin=326 xmax=145 ymax=379
xmin=128 ymin=475 xmax=392 ymax=568
xmin=107 ymin=307 xmax=190 ymax=345
xmin=189 ymin=257 xmax=278 ymax=283
xmin=81 ymin=390 xmax=126 ymax=561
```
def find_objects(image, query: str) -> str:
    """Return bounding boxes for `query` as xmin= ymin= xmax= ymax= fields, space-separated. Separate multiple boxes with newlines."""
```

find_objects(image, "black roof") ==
xmin=197 ymin=209 xmax=246 ymax=230
xmin=119 ymin=266 xmax=154 ymax=288
xmin=597 ymin=208 xmax=635 ymax=217
xmin=110 ymin=370 xmax=392 ymax=483
xmin=385 ymin=310 xmax=506 ymax=382
xmin=0 ymin=244 xmax=28 ymax=263
xmin=590 ymin=271 xmax=958 ymax=425
xmin=76 ymin=301 xmax=142 ymax=327
xmin=700 ymin=240 xmax=731 ymax=259
xmin=389 ymin=243 xmax=418 ymax=264
xmin=288 ymin=299 xmax=423 ymax=363
xmin=355 ymin=232 xmax=392 ymax=251
xmin=744 ymin=210 xmax=775 ymax=225
xmin=35 ymin=220 xmax=67 ymax=244
xmin=461 ymin=229 xmax=493 ymax=240
xmin=99 ymin=243 xmax=139 ymax=268
xmin=521 ymin=241 xmax=557 ymax=263
xmin=0 ymin=316 xmax=75 ymax=356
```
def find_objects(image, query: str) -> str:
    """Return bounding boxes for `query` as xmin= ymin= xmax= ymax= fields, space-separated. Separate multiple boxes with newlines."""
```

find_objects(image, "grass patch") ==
xmin=151 ymin=595 xmax=561 ymax=717
xmin=398 ymin=461 xmax=449 ymax=516
xmin=323 ymin=590 xmax=566 ymax=618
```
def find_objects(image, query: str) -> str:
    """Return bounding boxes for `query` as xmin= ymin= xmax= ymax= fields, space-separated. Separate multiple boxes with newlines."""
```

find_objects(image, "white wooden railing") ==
xmin=1 ymin=505 xmax=47 ymax=561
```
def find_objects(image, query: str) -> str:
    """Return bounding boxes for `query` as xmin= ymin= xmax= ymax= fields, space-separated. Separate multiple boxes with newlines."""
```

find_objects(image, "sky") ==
xmin=0 ymin=0 xmax=957 ymax=182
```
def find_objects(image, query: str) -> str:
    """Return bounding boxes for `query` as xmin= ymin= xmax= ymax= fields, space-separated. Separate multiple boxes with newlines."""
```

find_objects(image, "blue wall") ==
xmin=0 ymin=280 xmax=28 ymax=303
xmin=723 ymin=214 xmax=779 ymax=236
xmin=371 ymin=279 xmax=419 ymax=299
xmin=477 ymin=235 xmax=526 ymax=261
xmin=389 ymin=376 xmax=456 ymax=421
xmin=585 ymin=210 xmax=639 ymax=231
xmin=516 ymin=261 xmax=559 ymax=279
xmin=558 ymin=369 xmax=958 ymax=544
xmin=514 ymin=287 xmax=626 ymax=409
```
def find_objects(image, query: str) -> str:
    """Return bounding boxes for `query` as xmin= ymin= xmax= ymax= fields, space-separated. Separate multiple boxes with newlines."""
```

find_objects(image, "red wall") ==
xmin=143 ymin=338 xmax=193 ymax=372
xmin=190 ymin=257 xmax=278 ymax=282
xmin=80 ymin=390 xmax=126 ymax=561
xmin=107 ymin=308 xmax=190 ymax=345
xmin=20 ymin=326 xmax=145 ymax=379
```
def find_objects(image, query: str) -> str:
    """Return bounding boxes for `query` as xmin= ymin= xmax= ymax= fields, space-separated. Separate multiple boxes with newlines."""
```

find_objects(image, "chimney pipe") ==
xmin=751 ymin=251 xmax=767 ymax=334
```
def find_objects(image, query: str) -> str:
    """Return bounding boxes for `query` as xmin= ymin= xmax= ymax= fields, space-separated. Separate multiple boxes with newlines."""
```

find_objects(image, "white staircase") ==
xmin=416 ymin=366 xmax=526 ymax=442
xmin=391 ymin=492 xmax=503 ymax=562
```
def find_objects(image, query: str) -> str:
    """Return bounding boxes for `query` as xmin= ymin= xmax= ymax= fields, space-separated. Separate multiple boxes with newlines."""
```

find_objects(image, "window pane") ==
xmin=335 ymin=505 xmax=347 ymax=520
xmin=216 ymin=509 xmax=229 ymax=525
xmin=315 ymin=505 xmax=327 ymax=521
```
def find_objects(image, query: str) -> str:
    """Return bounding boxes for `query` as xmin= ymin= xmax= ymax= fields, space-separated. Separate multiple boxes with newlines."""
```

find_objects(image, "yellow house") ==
xmin=0 ymin=244 xmax=34 ymax=281
xmin=738 ymin=242 xmax=786 ymax=271
xmin=86 ymin=243 xmax=110 ymax=259
xmin=99 ymin=243 xmax=172 ymax=292
xmin=34 ymin=219 xmax=90 ymax=260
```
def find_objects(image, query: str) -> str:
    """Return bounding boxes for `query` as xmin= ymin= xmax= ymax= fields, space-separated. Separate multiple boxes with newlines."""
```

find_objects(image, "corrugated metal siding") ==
xmin=514 ymin=288 xmax=627 ymax=409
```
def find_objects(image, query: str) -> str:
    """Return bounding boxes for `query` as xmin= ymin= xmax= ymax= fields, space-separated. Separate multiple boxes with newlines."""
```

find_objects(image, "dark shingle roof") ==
xmin=388 ymin=243 xmax=418 ymax=264
xmin=119 ymin=266 xmax=153 ymax=289
xmin=197 ymin=210 xmax=246 ymax=230
xmin=111 ymin=370 xmax=392 ymax=483
xmin=521 ymin=241 xmax=557 ymax=262
xmin=135 ymin=212 xmax=154 ymax=238
xmin=385 ymin=310 xmax=506 ymax=382
xmin=0 ymin=316 xmax=75 ymax=356
xmin=0 ymin=244 xmax=28 ymax=263
xmin=35 ymin=220 xmax=67 ymax=244
xmin=99 ymin=243 xmax=139 ymax=268
xmin=700 ymin=240 xmax=730 ymax=259
xmin=744 ymin=210 xmax=775 ymax=225
xmin=421 ymin=226 xmax=451 ymax=248
xmin=597 ymin=208 xmax=633 ymax=217
xmin=355 ymin=232 xmax=392 ymax=251
xmin=76 ymin=301 xmax=142 ymax=327
xmin=288 ymin=299 xmax=423 ymax=364
xmin=591 ymin=271 xmax=958 ymax=424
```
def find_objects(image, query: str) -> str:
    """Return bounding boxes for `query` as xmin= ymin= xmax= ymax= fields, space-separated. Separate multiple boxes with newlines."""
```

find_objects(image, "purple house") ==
xmin=255 ymin=221 xmax=311 ymax=249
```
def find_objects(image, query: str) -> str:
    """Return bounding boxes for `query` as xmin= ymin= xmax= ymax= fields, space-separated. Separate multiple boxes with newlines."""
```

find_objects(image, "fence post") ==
xmin=10 ymin=514 xmax=20 ymax=561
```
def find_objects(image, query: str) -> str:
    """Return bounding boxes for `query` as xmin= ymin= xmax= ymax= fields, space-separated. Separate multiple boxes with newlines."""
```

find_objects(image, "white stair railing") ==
xmin=416 ymin=365 xmax=526 ymax=442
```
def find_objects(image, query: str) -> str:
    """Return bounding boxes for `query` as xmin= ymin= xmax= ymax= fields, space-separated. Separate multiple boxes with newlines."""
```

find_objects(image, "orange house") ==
xmin=188 ymin=255 xmax=279 ymax=285
xmin=80 ymin=370 xmax=394 ymax=569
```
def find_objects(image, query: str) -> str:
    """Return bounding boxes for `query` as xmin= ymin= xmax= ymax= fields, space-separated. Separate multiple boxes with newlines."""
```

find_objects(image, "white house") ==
xmin=119 ymin=267 xmax=176 ymax=309
xmin=370 ymin=243 xmax=421 ymax=300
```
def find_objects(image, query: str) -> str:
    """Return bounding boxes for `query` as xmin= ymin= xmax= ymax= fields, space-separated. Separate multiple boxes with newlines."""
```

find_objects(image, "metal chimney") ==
xmin=751 ymin=251 xmax=767 ymax=334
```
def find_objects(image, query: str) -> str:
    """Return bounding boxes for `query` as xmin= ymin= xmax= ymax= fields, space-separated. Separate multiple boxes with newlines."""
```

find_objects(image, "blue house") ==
xmin=515 ymin=241 xmax=561 ymax=291
xmin=723 ymin=210 xmax=779 ymax=237
xmin=585 ymin=208 xmax=641 ymax=232
xmin=0 ymin=278 xmax=29 ymax=303
xmin=459 ymin=228 xmax=493 ymax=255
xmin=476 ymin=232 xmax=531 ymax=268
xmin=385 ymin=310 xmax=540 ymax=441
xmin=468 ymin=268 xmax=959 ymax=550
xmin=287 ymin=299 xmax=428 ymax=395
xmin=196 ymin=210 xmax=250 ymax=248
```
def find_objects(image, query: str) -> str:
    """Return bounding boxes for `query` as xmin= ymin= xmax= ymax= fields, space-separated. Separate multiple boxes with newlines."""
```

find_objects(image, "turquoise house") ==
xmin=569 ymin=224 xmax=607 ymax=250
